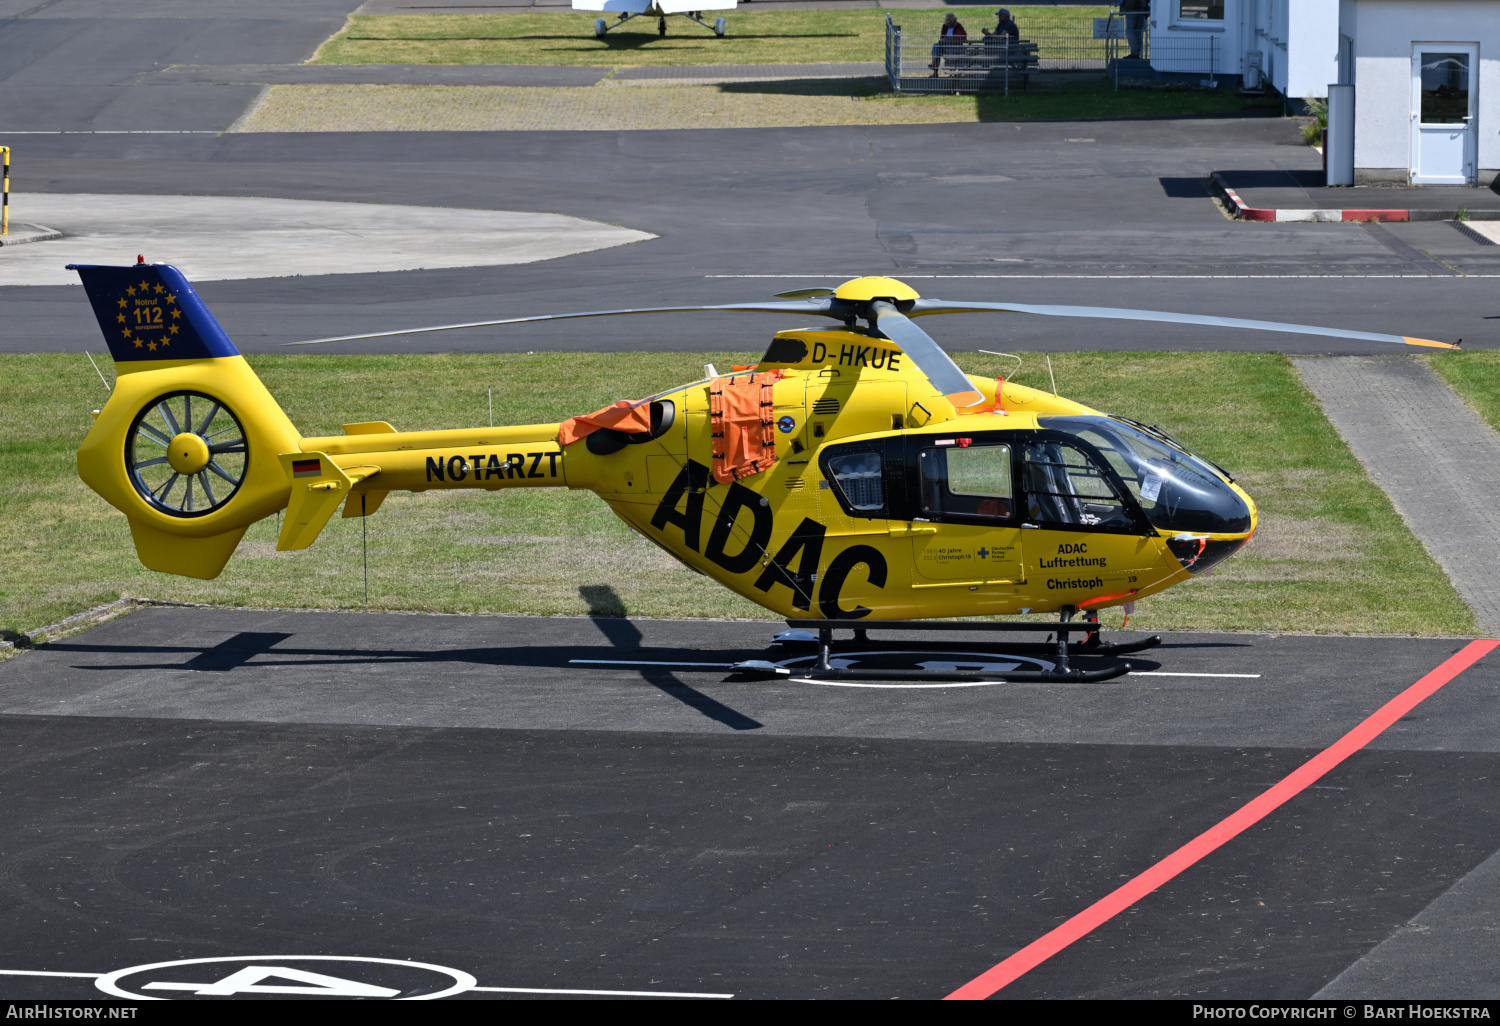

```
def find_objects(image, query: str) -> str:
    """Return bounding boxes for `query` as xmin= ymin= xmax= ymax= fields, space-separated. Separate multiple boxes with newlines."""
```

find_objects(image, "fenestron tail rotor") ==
xmin=283 ymin=275 xmax=1458 ymax=410
xmin=126 ymin=391 xmax=248 ymax=518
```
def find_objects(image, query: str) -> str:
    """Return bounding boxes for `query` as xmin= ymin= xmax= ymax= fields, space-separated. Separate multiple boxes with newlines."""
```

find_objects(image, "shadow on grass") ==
xmin=717 ymin=76 xmax=889 ymax=97
xmin=347 ymin=32 xmax=858 ymax=43
xmin=717 ymin=74 xmax=1281 ymax=121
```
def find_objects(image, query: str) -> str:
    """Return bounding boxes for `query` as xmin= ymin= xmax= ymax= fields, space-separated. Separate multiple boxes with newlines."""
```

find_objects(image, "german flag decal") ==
xmin=292 ymin=459 xmax=322 ymax=478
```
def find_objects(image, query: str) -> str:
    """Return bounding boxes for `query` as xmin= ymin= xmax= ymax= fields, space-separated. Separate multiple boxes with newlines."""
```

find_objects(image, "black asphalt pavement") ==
xmin=0 ymin=608 xmax=1496 ymax=999
xmin=4 ymin=122 xmax=1497 ymax=356
xmin=0 ymin=0 xmax=359 ymax=132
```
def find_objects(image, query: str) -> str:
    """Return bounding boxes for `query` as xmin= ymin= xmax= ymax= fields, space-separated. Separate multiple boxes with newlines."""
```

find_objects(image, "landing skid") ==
xmin=569 ymin=615 xmax=1161 ymax=685
xmin=747 ymin=616 xmax=1161 ymax=684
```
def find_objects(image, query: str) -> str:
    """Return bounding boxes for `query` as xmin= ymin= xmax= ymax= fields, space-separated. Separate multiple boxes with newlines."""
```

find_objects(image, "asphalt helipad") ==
xmin=0 ymin=607 xmax=1496 ymax=999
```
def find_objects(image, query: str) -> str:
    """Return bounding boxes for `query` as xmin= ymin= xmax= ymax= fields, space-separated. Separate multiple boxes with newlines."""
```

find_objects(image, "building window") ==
xmin=1178 ymin=1 xmax=1224 ymax=20
xmin=1419 ymin=52 xmax=1470 ymax=124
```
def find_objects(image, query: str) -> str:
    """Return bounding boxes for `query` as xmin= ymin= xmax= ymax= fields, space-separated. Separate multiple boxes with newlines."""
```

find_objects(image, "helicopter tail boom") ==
xmin=273 ymin=431 xmax=566 ymax=551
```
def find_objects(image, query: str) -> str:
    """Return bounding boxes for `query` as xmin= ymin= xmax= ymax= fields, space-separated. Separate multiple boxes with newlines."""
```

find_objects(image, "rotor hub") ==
xmin=832 ymin=276 xmax=920 ymax=303
xmin=167 ymin=432 xmax=211 ymax=475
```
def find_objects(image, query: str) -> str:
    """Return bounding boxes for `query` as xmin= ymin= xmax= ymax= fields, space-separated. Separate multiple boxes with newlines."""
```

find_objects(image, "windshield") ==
xmin=1038 ymin=416 xmax=1252 ymax=534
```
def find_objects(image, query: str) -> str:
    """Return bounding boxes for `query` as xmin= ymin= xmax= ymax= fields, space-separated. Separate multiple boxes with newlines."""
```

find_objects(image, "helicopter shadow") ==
xmin=46 ymin=589 xmax=765 ymax=733
xmin=44 ymin=592 xmax=1200 ymax=719
xmin=578 ymin=585 xmax=763 ymax=731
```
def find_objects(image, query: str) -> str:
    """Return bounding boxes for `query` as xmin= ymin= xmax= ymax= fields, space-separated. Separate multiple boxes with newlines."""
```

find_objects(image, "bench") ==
xmin=936 ymin=39 xmax=1039 ymax=91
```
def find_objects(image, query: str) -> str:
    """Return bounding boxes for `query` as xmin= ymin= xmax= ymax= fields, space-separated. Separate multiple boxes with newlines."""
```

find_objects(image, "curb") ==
xmin=0 ymin=222 xmax=62 ymax=246
xmin=1209 ymin=172 xmax=1500 ymax=223
xmin=0 ymin=596 xmax=210 ymax=654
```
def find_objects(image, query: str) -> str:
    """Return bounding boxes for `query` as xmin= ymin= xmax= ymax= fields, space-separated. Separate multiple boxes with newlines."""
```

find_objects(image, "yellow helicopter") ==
xmin=69 ymin=263 xmax=1455 ymax=681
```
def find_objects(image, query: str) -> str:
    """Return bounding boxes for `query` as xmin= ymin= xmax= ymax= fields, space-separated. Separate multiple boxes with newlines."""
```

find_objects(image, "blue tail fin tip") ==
xmin=70 ymin=263 xmax=239 ymax=363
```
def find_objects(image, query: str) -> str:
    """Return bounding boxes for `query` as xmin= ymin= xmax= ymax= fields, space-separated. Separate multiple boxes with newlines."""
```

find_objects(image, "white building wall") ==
xmin=1149 ymin=0 xmax=1243 ymax=78
xmin=1255 ymin=0 xmax=1289 ymax=94
xmin=1243 ymin=0 xmax=1337 ymax=98
xmin=1286 ymin=0 xmax=1339 ymax=97
xmin=1347 ymin=0 xmax=1500 ymax=178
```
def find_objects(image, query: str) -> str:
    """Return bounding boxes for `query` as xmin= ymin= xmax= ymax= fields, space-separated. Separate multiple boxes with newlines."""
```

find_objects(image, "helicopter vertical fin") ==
xmin=68 ymin=263 xmax=239 ymax=364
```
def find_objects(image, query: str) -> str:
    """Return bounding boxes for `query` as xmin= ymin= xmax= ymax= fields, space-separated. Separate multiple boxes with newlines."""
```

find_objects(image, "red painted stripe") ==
xmin=1240 ymin=206 xmax=1277 ymax=221
xmin=944 ymin=639 xmax=1499 ymax=1001
xmin=1342 ymin=209 xmax=1409 ymax=222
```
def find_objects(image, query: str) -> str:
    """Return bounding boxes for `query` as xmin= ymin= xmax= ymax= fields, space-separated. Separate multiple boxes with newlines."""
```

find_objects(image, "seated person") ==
xmin=982 ymin=7 xmax=1020 ymax=43
xmin=929 ymin=13 xmax=968 ymax=74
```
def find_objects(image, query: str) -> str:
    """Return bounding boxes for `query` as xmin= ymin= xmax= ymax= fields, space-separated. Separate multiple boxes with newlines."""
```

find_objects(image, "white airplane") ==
xmin=575 ymin=0 xmax=737 ymax=38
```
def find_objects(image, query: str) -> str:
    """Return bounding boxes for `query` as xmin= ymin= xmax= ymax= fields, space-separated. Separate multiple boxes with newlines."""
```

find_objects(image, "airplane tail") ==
xmin=71 ymin=262 xmax=302 ymax=579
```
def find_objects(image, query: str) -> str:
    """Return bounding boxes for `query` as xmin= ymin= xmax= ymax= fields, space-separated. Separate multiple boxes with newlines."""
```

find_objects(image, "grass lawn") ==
xmin=756 ymin=75 xmax=1280 ymax=121
xmin=314 ymin=6 xmax=1109 ymax=67
xmin=297 ymin=6 xmax=1279 ymax=126
xmin=1428 ymin=352 xmax=1500 ymax=428
xmin=239 ymin=76 xmax=1276 ymax=132
xmin=1 ymin=351 xmax=1471 ymax=640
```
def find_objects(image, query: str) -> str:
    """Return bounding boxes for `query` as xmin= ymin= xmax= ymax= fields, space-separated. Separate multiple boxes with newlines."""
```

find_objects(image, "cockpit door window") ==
xmin=1020 ymin=439 xmax=1139 ymax=531
xmin=918 ymin=444 xmax=1015 ymax=521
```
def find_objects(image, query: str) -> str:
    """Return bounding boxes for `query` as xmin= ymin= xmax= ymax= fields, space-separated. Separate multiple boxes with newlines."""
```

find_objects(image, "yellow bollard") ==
xmin=1 ymin=147 xmax=8 ymax=235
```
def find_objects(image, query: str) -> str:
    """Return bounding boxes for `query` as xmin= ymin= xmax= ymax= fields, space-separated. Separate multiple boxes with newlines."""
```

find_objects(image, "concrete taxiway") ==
xmin=0 ymin=193 xmax=652 ymax=285
xmin=0 ymin=608 xmax=1495 ymax=999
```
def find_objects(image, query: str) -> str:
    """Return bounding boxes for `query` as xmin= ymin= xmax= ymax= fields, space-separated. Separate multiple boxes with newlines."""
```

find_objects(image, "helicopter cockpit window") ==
xmin=826 ymin=451 xmax=885 ymax=512
xmin=919 ymin=444 xmax=1013 ymax=520
xmin=1039 ymin=416 xmax=1252 ymax=534
xmin=1020 ymin=441 xmax=1134 ymax=529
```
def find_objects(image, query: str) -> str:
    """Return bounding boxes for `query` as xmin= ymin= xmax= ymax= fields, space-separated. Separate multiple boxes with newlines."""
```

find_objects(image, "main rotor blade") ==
xmin=871 ymin=302 xmax=985 ymax=408
xmin=283 ymin=299 xmax=841 ymax=347
xmin=908 ymin=299 xmax=1459 ymax=350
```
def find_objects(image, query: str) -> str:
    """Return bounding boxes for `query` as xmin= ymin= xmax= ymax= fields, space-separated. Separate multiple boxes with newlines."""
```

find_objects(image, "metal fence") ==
xmin=1115 ymin=32 xmax=1220 ymax=88
xmin=886 ymin=15 xmax=1223 ymax=96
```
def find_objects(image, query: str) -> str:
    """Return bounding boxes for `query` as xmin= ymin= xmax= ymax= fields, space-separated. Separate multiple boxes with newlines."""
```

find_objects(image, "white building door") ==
xmin=1411 ymin=44 xmax=1478 ymax=185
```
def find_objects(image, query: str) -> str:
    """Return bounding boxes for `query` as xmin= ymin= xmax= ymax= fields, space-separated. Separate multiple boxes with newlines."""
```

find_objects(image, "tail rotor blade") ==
xmin=872 ymin=303 xmax=985 ymax=408
xmin=909 ymin=299 xmax=1459 ymax=350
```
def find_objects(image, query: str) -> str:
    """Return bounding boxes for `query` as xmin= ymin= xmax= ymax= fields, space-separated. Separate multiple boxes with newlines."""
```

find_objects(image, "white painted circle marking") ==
xmin=775 ymin=648 xmax=1054 ymax=687
xmin=94 ymin=955 xmax=476 ymax=1001
xmin=794 ymin=678 xmax=1007 ymax=689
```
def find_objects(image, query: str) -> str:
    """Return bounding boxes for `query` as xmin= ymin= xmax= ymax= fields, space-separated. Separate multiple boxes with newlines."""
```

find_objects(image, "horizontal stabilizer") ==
xmin=277 ymin=453 xmax=381 ymax=550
